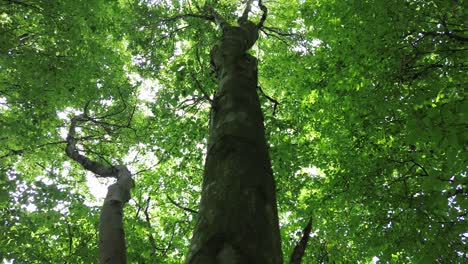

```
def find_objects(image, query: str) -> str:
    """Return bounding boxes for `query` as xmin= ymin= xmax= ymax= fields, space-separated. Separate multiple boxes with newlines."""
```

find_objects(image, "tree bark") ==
xmin=99 ymin=166 xmax=134 ymax=264
xmin=186 ymin=8 xmax=282 ymax=264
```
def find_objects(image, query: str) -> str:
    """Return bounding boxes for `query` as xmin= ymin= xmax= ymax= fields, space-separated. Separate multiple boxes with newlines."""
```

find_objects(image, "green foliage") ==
xmin=1 ymin=0 xmax=466 ymax=263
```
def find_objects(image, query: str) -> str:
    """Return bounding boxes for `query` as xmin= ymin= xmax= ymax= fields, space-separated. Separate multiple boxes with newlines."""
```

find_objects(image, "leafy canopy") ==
xmin=0 ymin=0 xmax=466 ymax=263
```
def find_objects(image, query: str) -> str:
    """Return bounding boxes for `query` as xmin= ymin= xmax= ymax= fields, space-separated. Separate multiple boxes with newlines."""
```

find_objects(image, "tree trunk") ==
xmin=65 ymin=116 xmax=134 ymax=264
xmin=289 ymin=216 xmax=313 ymax=264
xmin=186 ymin=18 xmax=282 ymax=263
xmin=99 ymin=166 xmax=134 ymax=264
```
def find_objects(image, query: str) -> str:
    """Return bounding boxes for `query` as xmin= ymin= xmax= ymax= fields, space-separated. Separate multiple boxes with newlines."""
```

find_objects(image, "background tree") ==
xmin=65 ymin=113 xmax=135 ymax=264
xmin=1 ymin=0 xmax=466 ymax=263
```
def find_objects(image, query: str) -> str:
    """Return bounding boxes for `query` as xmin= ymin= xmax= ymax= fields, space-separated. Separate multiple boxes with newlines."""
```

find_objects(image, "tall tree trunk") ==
xmin=186 ymin=8 xmax=282 ymax=264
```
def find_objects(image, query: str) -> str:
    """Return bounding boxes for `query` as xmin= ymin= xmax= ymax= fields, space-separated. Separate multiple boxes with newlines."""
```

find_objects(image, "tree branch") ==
xmin=167 ymin=195 xmax=198 ymax=214
xmin=205 ymin=4 xmax=230 ymax=31
xmin=289 ymin=216 xmax=313 ymax=264
xmin=65 ymin=115 xmax=117 ymax=177
xmin=1 ymin=140 xmax=66 ymax=159
xmin=4 ymin=0 xmax=43 ymax=13
xmin=257 ymin=0 xmax=268 ymax=29
xmin=257 ymin=85 xmax=280 ymax=115
xmin=190 ymin=72 xmax=213 ymax=104
xmin=263 ymin=26 xmax=301 ymax=38
xmin=65 ymin=218 xmax=73 ymax=258
xmin=239 ymin=0 xmax=254 ymax=24
xmin=143 ymin=197 xmax=158 ymax=256
xmin=157 ymin=13 xmax=214 ymax=25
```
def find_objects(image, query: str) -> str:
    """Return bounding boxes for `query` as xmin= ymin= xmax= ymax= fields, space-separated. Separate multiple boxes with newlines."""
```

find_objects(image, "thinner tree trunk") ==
xmin=186 ymin=18 xmax=282 ymax=264
xmin=99 ymin=166 xmax=134 ymax=264
xmin=289 ymin=217 xmax=313 ymax=264
xmin=65 ymin=116 xmax=134 ymax=264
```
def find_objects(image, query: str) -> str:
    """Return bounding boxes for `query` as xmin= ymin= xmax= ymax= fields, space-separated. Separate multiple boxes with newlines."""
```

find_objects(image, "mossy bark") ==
xmin=186 ymin=20 xmax=282 ymax=264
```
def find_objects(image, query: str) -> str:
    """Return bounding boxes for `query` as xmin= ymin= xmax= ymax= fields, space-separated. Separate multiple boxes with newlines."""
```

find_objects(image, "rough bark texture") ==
xmin=186 ymin=16 xmax=282 ymax=264
xmin=289 ymin=217 xmax=313 ymax=264
xmin=65 ymin=115 xmax=134 ymax=264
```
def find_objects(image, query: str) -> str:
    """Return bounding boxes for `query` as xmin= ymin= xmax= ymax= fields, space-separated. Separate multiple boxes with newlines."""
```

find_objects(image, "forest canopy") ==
xmin=0 ymin=0 xmax=466 ymax=263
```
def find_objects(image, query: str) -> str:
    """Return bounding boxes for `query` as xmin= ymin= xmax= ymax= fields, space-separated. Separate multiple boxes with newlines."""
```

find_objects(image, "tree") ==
xmin=184 ymin=1 xmax=282 ymax=263
xmin=65 ymin=114 xmax=134 ymax=264
xmin=1 ymin=0 xmax=466 ymax=263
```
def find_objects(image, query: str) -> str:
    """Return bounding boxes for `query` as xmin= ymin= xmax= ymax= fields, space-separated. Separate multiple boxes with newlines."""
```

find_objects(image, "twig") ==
xmin=155 ymin=25 xmax=191 ymax=44
xmin=4 ymin=0 xmax=42 ymax=13
xmin=134 ymin=144 xmax=176 ymax=176
xmin=64 ymin=218 xmax=73 ymax=257
xmin=82 ymin=144 xmax=115 ymax=167
xmin=161 ymin=220 xmax=181 ymax=256
xmin=260 ymin=28 xmax=291 ymax=46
